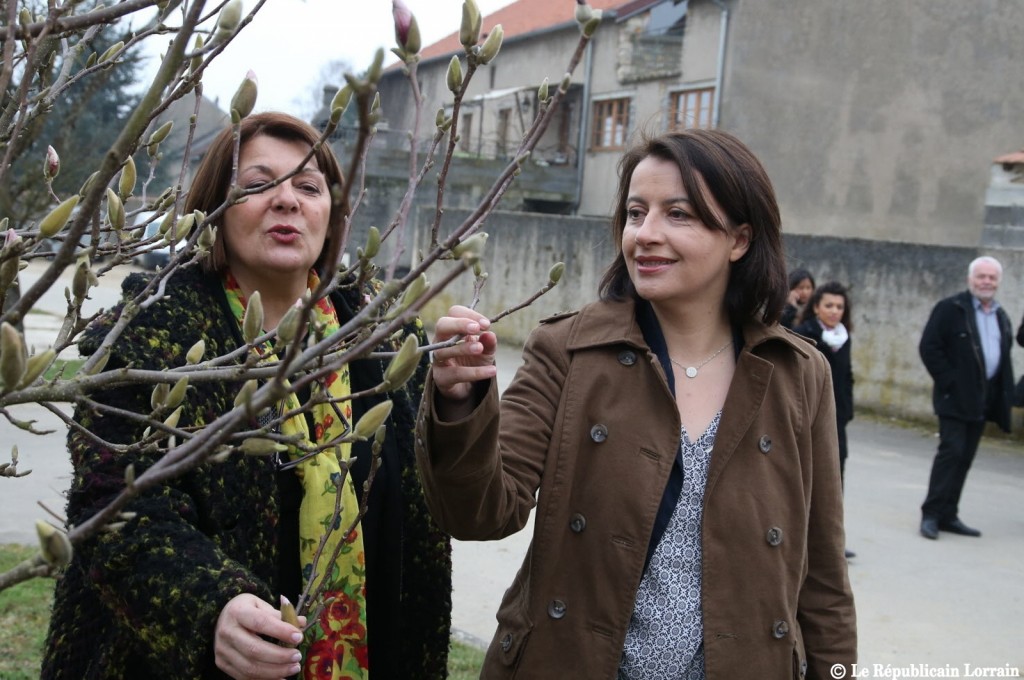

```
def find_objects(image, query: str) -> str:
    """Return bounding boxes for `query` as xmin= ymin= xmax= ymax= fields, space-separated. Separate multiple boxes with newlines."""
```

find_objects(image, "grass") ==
xmin=0 ymin=543 xmax=484 ymax=678
xmin=42 ymin=358 xmax=83 ymax=381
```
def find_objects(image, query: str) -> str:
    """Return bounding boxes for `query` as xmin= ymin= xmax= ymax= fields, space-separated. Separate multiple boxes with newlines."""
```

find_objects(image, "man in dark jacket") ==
xmin=918 ymin=256 xmax=1015 ymax=540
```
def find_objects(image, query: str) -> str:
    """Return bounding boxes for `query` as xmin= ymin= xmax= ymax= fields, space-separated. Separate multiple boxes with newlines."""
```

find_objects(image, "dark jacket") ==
xmin=794 ymin=319 xmax=854 ymax=426
xmin=919 ymin=290 xmax=1014 ymax=432
xmin=42 ymin=265 xmax=452 ymax=679
xmin=417 ymin=298 xmax=856 ymax=680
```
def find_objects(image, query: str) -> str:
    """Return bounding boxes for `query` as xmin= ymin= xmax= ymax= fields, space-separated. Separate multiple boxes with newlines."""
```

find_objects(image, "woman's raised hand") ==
xmin=431 ymin=305 xmax=498 ymax=410
xmin=214 ymin=594 xmax=307 ymax=680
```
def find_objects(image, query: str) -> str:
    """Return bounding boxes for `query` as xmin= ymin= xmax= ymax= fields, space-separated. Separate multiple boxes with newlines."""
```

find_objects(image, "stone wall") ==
xmin=402 ymin=209 xmax=1024 ymax=433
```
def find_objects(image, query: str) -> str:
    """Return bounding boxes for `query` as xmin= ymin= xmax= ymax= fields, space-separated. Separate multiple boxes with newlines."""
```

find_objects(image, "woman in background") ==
xmin=796 ymin=281 xmax=855 ymax=558
xmin=780 ymin=268 xmax=815 ymax=329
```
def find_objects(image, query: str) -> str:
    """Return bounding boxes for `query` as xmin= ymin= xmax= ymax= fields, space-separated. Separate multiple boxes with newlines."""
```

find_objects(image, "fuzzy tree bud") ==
xmin=477 ymin=24 xmax=503 ymax=65
xmin=106 ymin=188 xmax=125 ymax=232
xmin=392 ymin=0 xmax=421 ymax=56
xmin=548 ymin=261 xmax=565 ymax=285
xmin=44 ymin=145 xmax=60 ymax=180
xmin=165 ymin=376 xmax=190 ymax=410
xmin=186 ymin=339 xmax=205 ymax=365
xmin=146 ymin=120 xmax=174 ymax=156
xmin=382 ymin=334 xmax=420 ymax=389
xmin=230 ymin=70 xmax=259 ymax=122
xmin=353 ymin=400 xmax=393 ymax=440
xmin=460 ymin=0 xmax=482 ymax=50
xmin=190 ymin=34 xmax=205 ymax=76
xmin=242 ymin=291 xmax=264 ymax=344
xmin=330 ymin=84 xmax=353 ymax=125
xmin=19 ymin=348 xmax=55 ymax=389
xmin=119 ymin=157 xmax=137 ymax=200
xmin=451 ymin=232 xmax=488 ymax=263
xmin=238 ymin=438 xmax=288 ymax=457
xmin=215 ymin=0 xmax=243 ymax=38
xmin=0 ymin=321 xmax=27 ymax=391
xmin=0 ymin=229 xmax=23 ymax=296
xmin=537 ymin=77 xmax=549 ymax=103
xmin=98 ymin=41 xmax=124 ymax=64
xmin=446 ymin=55 xmax=464 ymax=94
xmin=37 ymin=195 xmax=79 ymax=238
xmin=36 ymin=521 xmax=72 ymax=568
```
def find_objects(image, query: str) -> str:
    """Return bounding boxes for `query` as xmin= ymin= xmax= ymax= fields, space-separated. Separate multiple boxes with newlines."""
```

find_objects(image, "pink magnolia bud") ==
xmin=392 ymin=0 xmax=421 ymax=54
xmin=4 ymin=228 xmax=21 ymax=249
xmin=44 ymin=145 xmax=60 ymax=180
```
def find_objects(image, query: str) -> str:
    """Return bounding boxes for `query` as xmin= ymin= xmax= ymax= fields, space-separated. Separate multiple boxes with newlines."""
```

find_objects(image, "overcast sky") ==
xmin=143 ymin=0 xmax=516 ymax=117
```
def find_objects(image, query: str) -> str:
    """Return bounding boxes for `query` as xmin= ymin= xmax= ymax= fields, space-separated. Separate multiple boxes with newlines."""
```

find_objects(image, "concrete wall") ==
xmin=720 ymin=0 xmax=1024 ymax=247
xmin=407 ymin=209 xmax=1024 ymax=433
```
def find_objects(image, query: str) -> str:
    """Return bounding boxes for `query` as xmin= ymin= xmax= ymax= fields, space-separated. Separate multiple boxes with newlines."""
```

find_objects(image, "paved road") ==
xmin=3 ymin=262 xmax=1022 ymax=673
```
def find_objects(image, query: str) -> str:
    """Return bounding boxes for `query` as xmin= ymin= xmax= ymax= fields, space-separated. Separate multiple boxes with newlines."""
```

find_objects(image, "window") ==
xmin=460 ymin=112 xmax=473 ymax=152
xmin=591 ymin=97 xmax=631 ymax=150
xmin=497 ymin=108 xmax=511 ymax=157
xmin=670 ymin=88 xmax=715 ymax=130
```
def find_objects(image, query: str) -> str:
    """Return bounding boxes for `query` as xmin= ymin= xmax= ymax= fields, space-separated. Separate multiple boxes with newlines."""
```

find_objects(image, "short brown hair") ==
xmin=599 ymin=129 xmax=787 ymax=325
xmin=184 ymin=112 xmax=345 ymax=276
xmin=800 ymin=281 xmax=853 ymax=332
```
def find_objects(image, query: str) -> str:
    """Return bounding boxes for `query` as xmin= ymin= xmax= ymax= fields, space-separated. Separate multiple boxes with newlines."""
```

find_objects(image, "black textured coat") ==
xmin=41 ymin=265 xmax=452 ymax=679
xmin=918 ymin=290 xmax=1014 ymax=432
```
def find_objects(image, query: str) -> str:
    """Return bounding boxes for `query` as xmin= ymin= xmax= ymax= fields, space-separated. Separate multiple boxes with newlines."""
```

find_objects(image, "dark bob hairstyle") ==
xmin=799 ymin=281 xmax=854 ymax=332
xmin=787 ymin=268 xmax=815 ymax=292
xmin=184 ymin=111 xmax=345 ymax=276
xmin=598 ymin=128 xmax=787 ymax=326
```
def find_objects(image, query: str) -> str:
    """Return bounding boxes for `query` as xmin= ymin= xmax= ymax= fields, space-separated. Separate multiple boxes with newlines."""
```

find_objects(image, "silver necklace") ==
xmin=670 ymin=340 xmax=733 ymax=379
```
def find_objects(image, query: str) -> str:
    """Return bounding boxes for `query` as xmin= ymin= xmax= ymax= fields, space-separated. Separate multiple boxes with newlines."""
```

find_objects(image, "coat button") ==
xmin=500 ymin=633 xmax=513 ymax=652
xmin=590 ymin=424 xmax=608 ymax=443
xmin=617 ymin=350 xmax=637 ymax=366
xmin=570 ymin=513 xmax=587 ymax=533
xmin=548 ymin=599 xmax=567 ymax=619
xmin=758 ymin=434 xmax=772 ymax=453
xmin=766 ymin=527 xmax=783 ymax=546
xmin=772 ymin=620 xmax=789 ymax=639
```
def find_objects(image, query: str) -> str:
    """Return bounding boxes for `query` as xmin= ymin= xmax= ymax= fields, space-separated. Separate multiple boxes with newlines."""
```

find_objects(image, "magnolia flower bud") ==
xmin=280 ymin=596 xmax=299 ymax=626
xmin=98 ymin=41 xmax=124 ymax=64
xmin=548 ymin=261 xmax=565 ymax=286
xmin=190 ymin=35 xmax=204 ymax=76
xmin=0 ymin=230 xmax=22 ymax=295
xmin=151 ymin=382 xmax=170 ymax=411
xmin=106 ymin=188 xmax=125 ymax=232
xmin=382 ymin=334 xmax=420 ymax=390
xmin=171 ymin=213 xmax=195 ymax=243
xmin=231 ymin=70 xmax=258 ymax=121
xmin=119 ymin=157 xmax=137 ymax=200
xmin=451 ymin=232 xmax=488 ymax=262
xmin=364 ymin=226 xmax=381 ymax=259
xmin=239 ymin=437 xmax=288 ymax=456
xmin=166 ymin=376 xmax=189 ymax=410
xmin=537 ymin=77 xmax=549 ymax=103
xmin=234 ymin=379 xmax=257 ymax=410
xmin=575 ymin=2 xmax=593 ymax=24
xmin=186 ymin=339 xmax=205 ymax=365
xmin=0 ymin=322 xmax=27 ymax=391
xmin=124 ymin=463 xmax=135 ymax=487
xmin=276 ymin=301 xmax=303 ymax=345
xmin=478 ymin=24 xmax=503 ymax=65
xmin=158 ymin=210 xmax=176 ymax=236
xmin=582 ymin=12 xmax=602 ymax=37
xmin=44 ymin=145 xmax=60 ymax=180
xmin=198 ymin=225 xmax=216 ymax=251
xmin=330 ymin=84 xmax=353 ymax=125
xmin=36 ymin=520 xmax=72 ymax=568
xmin=242 ymin=291 xmax=264 ymax=343
xmin=38 ymin=195 xmax=79 ymax=238
xmin=560 ymin=73 xmax=572 ymax=93
xmin=460 ymin=0 xmax=482 ymax=50
xmin=163 ymin=405 xmax=183 ymax=429
xmin=147 ymin=120 xmax=174 ymax=147
xmin=71 ymin=257 xmax=97 ymax=301
xmin=19 ymin=348 xmax=54 ymax=389
xmin=83 ymin=348 xmax=110 ymax=375
xmin=446 ymin=55 xmax=463 ymax=94
xmin=354 ymin=400 xmax=393 ymax=440
xmin=392 ymin=0 xmax=421 ymax=55
xmin=216 ymin=0 xmax=243 ymax=34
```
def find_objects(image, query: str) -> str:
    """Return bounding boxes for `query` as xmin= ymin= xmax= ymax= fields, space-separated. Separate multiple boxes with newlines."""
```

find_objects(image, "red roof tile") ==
xmin=418 ymin=0 xmax=634 ymax=63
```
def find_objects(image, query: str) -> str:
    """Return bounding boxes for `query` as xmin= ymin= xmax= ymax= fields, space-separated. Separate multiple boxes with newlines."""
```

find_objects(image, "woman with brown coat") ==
xmin=416 ymin=129 xmax=855 ymax=679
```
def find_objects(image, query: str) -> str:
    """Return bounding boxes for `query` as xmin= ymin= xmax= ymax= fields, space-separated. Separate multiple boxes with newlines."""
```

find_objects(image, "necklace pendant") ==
xmin=685 ymin=366 xmax=698 ymax=379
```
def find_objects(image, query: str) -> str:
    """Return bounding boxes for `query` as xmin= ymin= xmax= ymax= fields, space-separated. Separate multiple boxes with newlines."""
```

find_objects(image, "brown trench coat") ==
xmin=416 ymin=298 xmax=856 ymax=679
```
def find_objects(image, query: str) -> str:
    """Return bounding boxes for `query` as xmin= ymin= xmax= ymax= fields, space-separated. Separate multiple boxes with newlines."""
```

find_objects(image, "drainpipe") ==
xmin=709 ymin=0 xmax=730 ymax=127
xmin=572 ymin=39 xmax=595 ymax=213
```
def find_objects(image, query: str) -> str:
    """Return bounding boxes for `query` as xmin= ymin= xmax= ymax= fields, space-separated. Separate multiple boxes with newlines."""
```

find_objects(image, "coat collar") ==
xmin=563 ymin=296 xmax=812 ymax=360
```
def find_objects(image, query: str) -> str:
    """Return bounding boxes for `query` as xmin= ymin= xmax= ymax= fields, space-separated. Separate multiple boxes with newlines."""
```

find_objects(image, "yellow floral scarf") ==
xmin=223 ymin=270 xmax=370 ymax=679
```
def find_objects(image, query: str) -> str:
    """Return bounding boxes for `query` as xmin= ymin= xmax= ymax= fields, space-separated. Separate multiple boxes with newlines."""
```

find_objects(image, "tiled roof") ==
xmin=417 ymin=0 xmax=636 ymax=63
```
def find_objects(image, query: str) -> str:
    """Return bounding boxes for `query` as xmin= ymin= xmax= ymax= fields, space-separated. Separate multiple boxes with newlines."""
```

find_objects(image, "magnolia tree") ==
xmin=0 ymin=0 xmax=603 ymax=615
